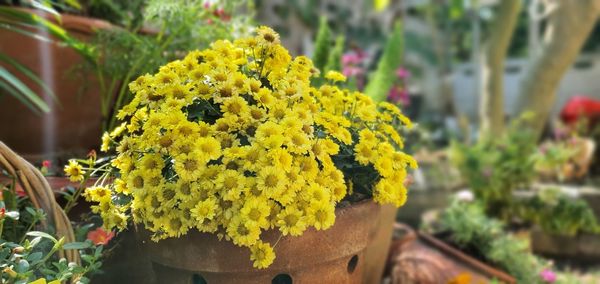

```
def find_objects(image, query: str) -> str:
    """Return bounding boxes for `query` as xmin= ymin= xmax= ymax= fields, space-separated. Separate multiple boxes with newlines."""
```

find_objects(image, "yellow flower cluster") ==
xmin=87 ymin=26 xmax=416 ymax=269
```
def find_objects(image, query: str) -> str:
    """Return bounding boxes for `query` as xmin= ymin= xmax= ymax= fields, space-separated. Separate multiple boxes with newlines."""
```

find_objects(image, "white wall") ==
xmin=452 ymin=54 xmax=600 ymax=122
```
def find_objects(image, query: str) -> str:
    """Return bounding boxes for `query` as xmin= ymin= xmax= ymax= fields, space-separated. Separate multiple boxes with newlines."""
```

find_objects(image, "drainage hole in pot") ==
xmin=272 ymin=273 xmax=292 ymax=284
xmin=347 ymin=255 xmax=359 ymax=274
xmin=192 ymin=274 xmax=207 ymax=284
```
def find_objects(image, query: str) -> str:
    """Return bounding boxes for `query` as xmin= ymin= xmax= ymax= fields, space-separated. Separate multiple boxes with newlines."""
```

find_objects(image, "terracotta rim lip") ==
xmin=8 ymin=7 xmax=158 ymax=35
xmin=7 ymin=7 xmax=113 ymax=35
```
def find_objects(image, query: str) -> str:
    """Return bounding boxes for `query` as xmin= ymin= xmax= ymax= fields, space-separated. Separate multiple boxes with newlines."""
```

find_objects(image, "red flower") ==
xmin=42 ymin=160 xmax=51 ymax=168
xmin=87 ymin=227 xmax=115 ymax=245
xmin=15 ymin=187 xmax=26 ymax=197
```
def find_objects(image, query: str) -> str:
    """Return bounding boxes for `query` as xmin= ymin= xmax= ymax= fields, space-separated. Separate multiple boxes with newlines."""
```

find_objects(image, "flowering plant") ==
xmin=79 ymin=27 xmax=416 ymax=269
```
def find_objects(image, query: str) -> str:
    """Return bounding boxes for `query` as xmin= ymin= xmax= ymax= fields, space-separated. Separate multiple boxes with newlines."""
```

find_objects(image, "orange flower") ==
xmin=87 ymin=227 xmax=115 ymax=245
xmin=447 ymin=272 xmax=472 ymax=284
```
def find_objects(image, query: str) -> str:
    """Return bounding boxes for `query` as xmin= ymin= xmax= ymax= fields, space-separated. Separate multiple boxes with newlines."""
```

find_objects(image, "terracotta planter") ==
xmin=139 ymin=200 xmax=380 ymax=284
xmin=0 ymin=8 xmax=111 ymax=160
xmin=531 ymin=227 xmax=600 ymax=262
xmin=362 ymin=204 xmax=396 ymax=284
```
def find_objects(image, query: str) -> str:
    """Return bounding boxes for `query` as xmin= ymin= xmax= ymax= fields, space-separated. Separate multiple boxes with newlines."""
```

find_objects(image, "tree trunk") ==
xmin=479 ymin=0 xmax=521 ymax=141
xmin=517 ymin=0 xmax=600 ymax=139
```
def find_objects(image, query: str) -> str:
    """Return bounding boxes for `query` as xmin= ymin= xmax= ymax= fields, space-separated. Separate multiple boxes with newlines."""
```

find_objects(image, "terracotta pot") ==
xmin=139 ymin=200 xmax=380 ymax=284
xmin=531 ymin=227 xmax=600 ymax=262
xmin=362 ymin=204 xmax=396 ymax=284
xmin=0 ymin=8 xmax=111 ymax=160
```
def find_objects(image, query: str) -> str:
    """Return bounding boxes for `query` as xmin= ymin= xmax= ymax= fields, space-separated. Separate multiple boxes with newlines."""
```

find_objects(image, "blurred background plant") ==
xmin=514 ymin=186 xmax=600 ymax=236
xmin=425 ymin=197 xmax=548 ymax=284
xmin=449 ymin=113 xmax=538 ymax=220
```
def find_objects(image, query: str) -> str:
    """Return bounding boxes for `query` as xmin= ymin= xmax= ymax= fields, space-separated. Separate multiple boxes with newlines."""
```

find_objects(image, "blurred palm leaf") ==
xmin=0 ymin=6 xmax=95 ymax=61
xmin=0 ymin=65 xmax=48 ymax=114
xmin=0 ymin=4 xmax=94 ymax=113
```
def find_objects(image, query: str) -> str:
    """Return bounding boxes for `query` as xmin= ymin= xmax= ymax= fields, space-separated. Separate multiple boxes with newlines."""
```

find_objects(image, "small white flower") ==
xmin=456 ymin=190 xmax=474 ymax=202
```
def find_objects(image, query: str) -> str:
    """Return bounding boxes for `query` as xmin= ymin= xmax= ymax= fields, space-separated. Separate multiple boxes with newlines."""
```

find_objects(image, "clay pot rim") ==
xmin=140 ymin=199 xmax=381 ymax=273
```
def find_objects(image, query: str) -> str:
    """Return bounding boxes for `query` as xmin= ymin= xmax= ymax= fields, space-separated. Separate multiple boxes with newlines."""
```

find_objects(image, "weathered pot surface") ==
xmin=139 ymin=199 xmax=380 ymax=283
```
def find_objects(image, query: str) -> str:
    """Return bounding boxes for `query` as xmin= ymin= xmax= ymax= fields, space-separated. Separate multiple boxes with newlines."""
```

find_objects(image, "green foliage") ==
xmin=437 ymin=199 xmax=546 ymax=283
xmin=532 ymin=139 xmax=579 ymax=182
xmin=79 ymin=0 xmax=146 ymax=29
xmin=515 ymin=187 xmax=600 ymax=236
xmin=364 ymin=21 xmax=403 ymax=102
xmin=324 ymin=35 xmax=345 ymax=73
xmin=0 ymin=231 xmax=102 ymax=284
xmin=451 ymin=114 xmax=600 ymax=236
xmin=0 ymin=177 xmax=103 ymax=283
xmin=450 ymin=115 xmax=538 ymax=219
xmin=312 ymin=16 xmax=331 ymax=72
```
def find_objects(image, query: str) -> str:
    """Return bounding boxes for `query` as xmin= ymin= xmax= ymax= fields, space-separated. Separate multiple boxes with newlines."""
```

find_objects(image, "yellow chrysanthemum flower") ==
xmin=276 ymin=206 xmax=307 ymax=236
xmin=64 ymin=160 xmax=85 ymax=182
xmin=324 ymin=70 xmax=347 ymax=82
xmin=250 ymin=241 xmax=276 ymax=269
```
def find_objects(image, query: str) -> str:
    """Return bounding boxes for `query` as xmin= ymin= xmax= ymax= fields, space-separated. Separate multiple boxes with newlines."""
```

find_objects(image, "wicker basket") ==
xmin=0 ymin=141 xmax=80 ymax=264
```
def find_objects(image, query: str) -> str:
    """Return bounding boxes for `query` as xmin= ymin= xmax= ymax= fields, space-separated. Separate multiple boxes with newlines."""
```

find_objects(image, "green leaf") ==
xmin=0 ymin=52 xmax=56 ymax=104
xmin=364 ymin=21 xmax=403 ymax=102
xmin=27 ymin=251 xmax=43 ymax=262
xmin=15 ymin=259 xmax=29 ymax=273
xmin=81 ymin=254 xmax=94 ymax=263
xmin=0 ymin=66 xmax=49 ymax=113
xmin=324 ymin=35 xmax=345 ymax=73
xmin=0 ymin=20 xmax=55 ymax=43
xmin=63 ymin=242 xmax=91 ymax=250
xmin=0 ymin=7 xmax=95 ymax=62
xmin=29 ymin=1 xmax=61 ymax=22
xmin=64 ymin=0 xmax=83 ymax=10
xmin=312 ymin=16 xmax=331 ymax=72
xmin=26 ymin=231 xmax=57 ymax=243
xmin=94 ymin=245 xmax=103 ymax=257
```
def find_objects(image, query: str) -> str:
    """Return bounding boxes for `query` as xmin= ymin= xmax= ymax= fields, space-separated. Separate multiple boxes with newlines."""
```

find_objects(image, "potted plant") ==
xmin=72 ymin=27 xmax=417 ymax=283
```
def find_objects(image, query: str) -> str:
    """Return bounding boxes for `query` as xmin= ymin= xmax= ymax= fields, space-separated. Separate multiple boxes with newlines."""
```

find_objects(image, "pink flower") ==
xmin=387 ymin=86 xmax=410 ymax=105
xmin=42 ymin=160 xmax=51 ymax=168
xmin=396 ymin=67 xmax=410 ymax=79
xmin=341 ymin=50 xmax=368 ymax=66
xmin=342 ymin=66 xmax=364 ymax=77
xmin=540 ymin=269 xmax=556 ymax=283
xmin=87 ymin=227 xmax=115 ymax=245
xmin=342 ymin=53 xmax=362 ymax=65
